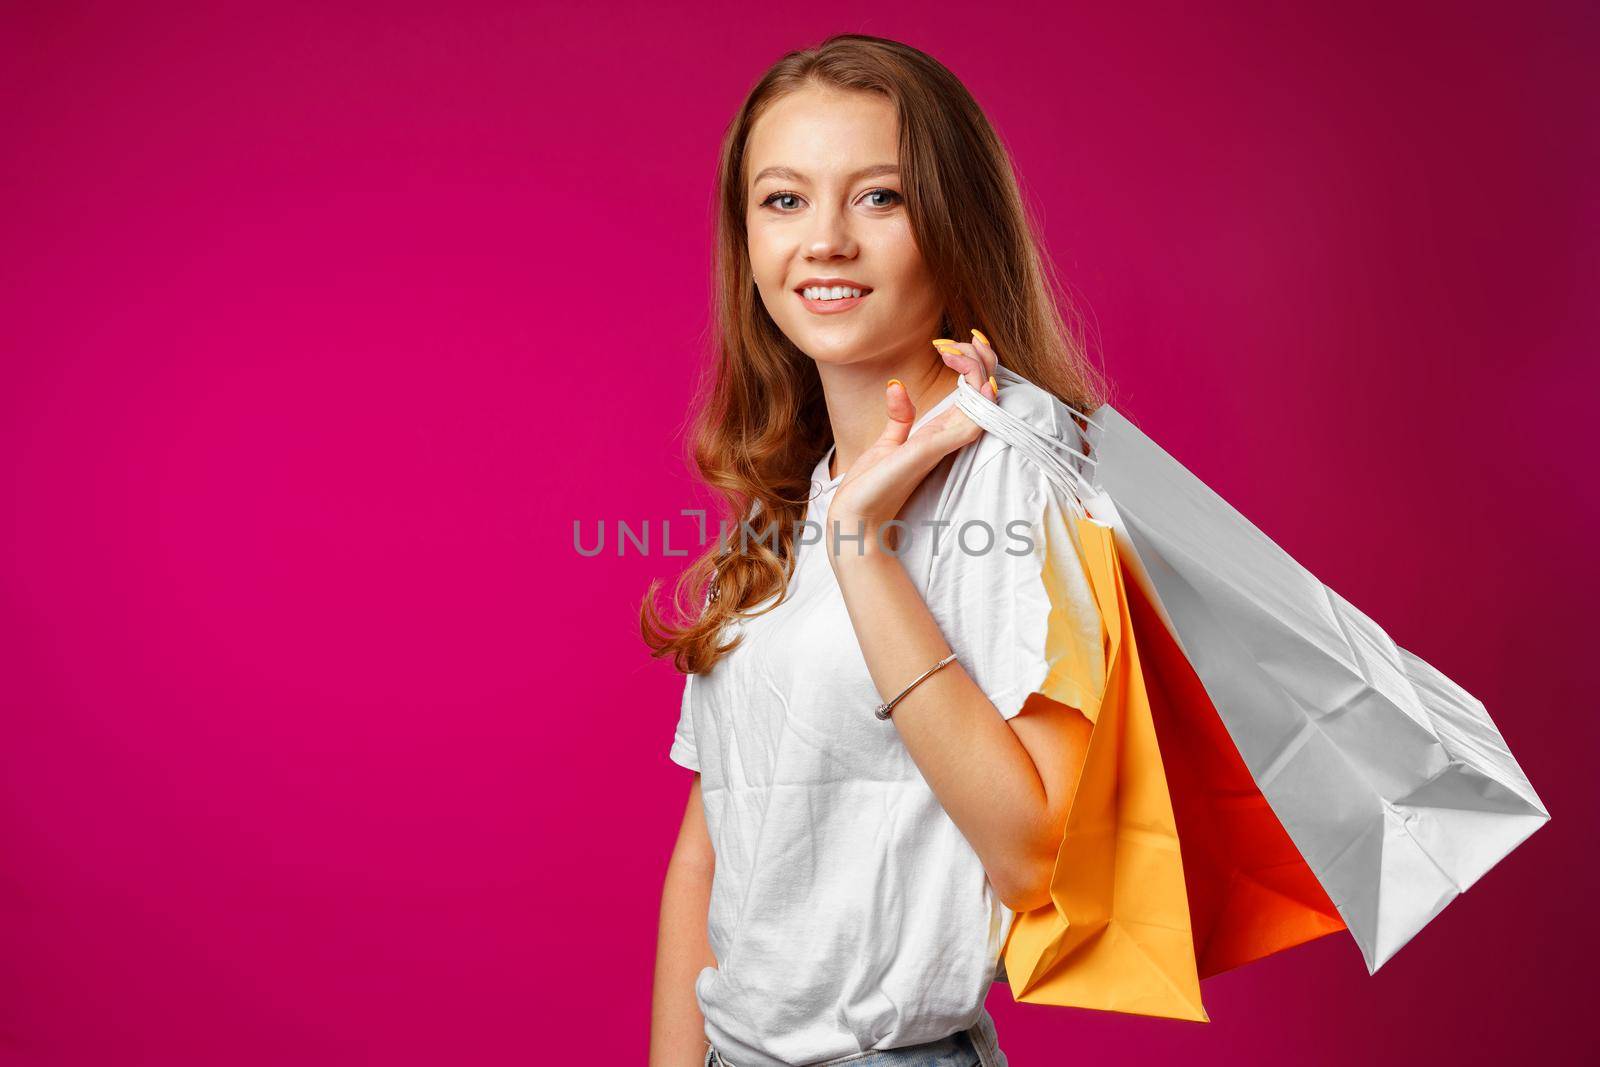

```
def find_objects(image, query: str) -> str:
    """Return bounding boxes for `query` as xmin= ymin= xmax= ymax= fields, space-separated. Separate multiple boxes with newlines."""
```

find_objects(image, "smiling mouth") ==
xmin=796 ymin=288 xmax=872 ymax=314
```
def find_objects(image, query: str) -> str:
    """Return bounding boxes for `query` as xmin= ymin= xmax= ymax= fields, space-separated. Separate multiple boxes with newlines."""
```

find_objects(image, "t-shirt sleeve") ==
xmin=933 ymin=445 xmax=1106 ymax=723
xmin=668 ymin=670 xmax=700 ymax=772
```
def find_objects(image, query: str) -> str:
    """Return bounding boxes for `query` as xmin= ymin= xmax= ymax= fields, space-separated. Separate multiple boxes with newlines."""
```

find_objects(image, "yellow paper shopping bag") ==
xmin=1000 ymin=513 xmax=1207 ymax=1022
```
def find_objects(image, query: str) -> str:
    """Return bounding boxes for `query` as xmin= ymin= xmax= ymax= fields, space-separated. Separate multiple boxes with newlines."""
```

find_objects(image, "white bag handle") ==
xmin=950 ymin=373 xmax=1100 ymax=512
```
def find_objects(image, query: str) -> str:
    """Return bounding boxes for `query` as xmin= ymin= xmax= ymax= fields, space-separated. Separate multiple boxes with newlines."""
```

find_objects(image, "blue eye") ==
xmin=757 ymin=188 xmax=903 ymax=211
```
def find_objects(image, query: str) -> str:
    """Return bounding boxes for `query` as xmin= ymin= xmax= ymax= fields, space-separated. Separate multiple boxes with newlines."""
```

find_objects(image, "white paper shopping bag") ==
xmin=951 ymin=373 xmax=1550 ymax=973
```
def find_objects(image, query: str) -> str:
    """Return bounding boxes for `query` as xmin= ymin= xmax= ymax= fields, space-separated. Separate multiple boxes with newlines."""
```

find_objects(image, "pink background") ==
xmin=3 ymin=2 xmax=1595 ymax=1063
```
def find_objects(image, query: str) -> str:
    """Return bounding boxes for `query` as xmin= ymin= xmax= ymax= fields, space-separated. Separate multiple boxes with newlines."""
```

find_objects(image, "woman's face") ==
xmin=744 ymin=85 xmax=943 ymax=368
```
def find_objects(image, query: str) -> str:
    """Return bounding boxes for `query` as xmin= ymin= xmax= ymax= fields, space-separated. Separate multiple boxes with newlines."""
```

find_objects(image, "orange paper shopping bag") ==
xmin=1000 ymin=513 xmax=1207 ymax=1022
xmin=1126 ymin=573 xmax=1347 ymax=978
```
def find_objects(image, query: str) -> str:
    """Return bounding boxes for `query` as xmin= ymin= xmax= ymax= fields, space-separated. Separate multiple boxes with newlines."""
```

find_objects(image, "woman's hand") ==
xmin=826 ymin=332 xmax=1001 ymax=563
xmin=936 ymin=329 xmax=999 ymax=398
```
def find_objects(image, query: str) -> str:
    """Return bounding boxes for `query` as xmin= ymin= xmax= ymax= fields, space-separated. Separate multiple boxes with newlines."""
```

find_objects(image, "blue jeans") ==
xmin=701 ymin=1006 xmax=1009 ymax=1066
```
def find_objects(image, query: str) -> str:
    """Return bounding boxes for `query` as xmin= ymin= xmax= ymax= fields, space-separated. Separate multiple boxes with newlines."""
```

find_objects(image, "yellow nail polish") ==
xmin=932 ymin=338 xmax=956 ymax=346
xmin=987 ymin=374 xmax=998 ymax=395
xmin=972 ymin=329 xmax=990 ymax=347
xmin=887 ymin=378 xmax=903 ymax=389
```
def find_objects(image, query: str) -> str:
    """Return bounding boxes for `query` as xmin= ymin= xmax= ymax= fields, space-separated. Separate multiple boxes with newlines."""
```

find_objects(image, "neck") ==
xmin=820 ymin=356 xmax=959 ymax=481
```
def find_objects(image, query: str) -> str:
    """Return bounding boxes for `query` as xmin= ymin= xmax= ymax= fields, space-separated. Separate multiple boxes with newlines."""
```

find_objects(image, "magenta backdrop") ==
xmin=2 ymin=2 xmax=1595 ymax=1064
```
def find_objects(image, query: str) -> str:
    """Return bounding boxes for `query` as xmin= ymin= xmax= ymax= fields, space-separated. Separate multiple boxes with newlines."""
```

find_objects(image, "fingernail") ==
xmin=932 ymin=338 xmax=956 ymax=346
xmin=987 ymin=374 xmax=998 ymax=395
xmin=887 ymin=378 xmax=903 ymax=389
xmin=972 ymin=329 xmax=990 ymax=347
xmin=934 ymin=343 xmax=962 ymax=356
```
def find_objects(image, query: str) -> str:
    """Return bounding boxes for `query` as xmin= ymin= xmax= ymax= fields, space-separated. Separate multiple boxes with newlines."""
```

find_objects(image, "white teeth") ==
xmin=803 ymin=286 xmax=864 ymax=301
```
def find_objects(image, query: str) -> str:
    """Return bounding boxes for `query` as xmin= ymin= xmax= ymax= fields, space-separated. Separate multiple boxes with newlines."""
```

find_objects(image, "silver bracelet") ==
xmin=874 ymin=651 xmax=959 ymax=720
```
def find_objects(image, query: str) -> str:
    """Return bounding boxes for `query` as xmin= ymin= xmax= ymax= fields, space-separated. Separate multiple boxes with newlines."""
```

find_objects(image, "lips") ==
xmin=794 ymin=277 xmax=873 ymax=315
xmin=797 ymin=289 xmax=871 ymax=315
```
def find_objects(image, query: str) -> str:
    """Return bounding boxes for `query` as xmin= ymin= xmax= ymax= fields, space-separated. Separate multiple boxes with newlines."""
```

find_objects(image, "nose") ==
xmin=805 ymin=200 xmax=857 ymax=260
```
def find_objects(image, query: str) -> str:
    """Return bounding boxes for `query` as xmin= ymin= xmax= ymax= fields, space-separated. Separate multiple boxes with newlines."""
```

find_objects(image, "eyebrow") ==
xmin=750 ymin=163 xmax=901 ymax=187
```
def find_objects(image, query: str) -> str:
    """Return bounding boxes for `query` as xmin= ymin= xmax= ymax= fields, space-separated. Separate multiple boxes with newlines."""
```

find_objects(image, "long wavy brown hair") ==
xmin=640 ymin=33 xmax=1111 ymax=675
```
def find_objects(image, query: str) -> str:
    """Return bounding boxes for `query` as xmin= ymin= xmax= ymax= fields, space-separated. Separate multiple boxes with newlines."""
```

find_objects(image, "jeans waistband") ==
xmin=703 ymin=1006 xmax=1006 ymax=1067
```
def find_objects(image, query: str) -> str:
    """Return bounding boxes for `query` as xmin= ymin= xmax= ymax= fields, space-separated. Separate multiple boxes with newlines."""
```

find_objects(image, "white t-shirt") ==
xmin=669 ymin=363 xmax=1104 ymax=1067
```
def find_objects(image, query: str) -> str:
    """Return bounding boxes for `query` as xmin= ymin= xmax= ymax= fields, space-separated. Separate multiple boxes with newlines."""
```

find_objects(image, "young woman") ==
xmin=646 ymin=34 xmax=1109 ymax=1067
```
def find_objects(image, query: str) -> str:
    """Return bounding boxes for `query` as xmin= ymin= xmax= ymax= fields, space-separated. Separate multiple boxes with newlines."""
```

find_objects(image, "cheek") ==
xmin=877 ymin=226 xmax=933 ymax=288
xmin=746 ymin=225 xmax=782 ymax=279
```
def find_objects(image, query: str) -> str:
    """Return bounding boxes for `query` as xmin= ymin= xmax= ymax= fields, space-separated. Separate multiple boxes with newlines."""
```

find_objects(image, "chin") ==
xmin=795 ymin=338 xmax=873 ymax=366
